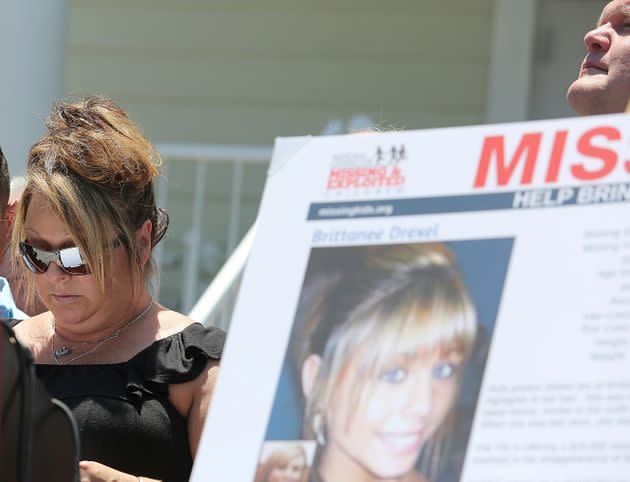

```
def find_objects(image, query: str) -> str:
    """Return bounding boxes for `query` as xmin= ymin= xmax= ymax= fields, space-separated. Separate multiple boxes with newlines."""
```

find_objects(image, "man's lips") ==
xmin=581 ymin=60 xmax=608 ymax=75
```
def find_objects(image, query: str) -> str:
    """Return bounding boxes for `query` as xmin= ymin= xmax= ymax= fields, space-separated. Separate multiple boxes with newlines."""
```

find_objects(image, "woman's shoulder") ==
xmin=153 ymin=308 xmax=225 ymax=359
xmin=131 ymin=310 xmax=225 ymax=384
xmin=154 ymin=308 xmax=204 ymax=339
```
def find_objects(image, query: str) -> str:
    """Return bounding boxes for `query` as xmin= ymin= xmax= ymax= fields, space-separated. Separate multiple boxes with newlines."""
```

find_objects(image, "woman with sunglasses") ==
xmin=12 ymin=97 xmax=225 ymax=482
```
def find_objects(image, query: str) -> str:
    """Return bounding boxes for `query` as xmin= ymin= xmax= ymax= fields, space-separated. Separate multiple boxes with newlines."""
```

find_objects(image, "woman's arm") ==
xmin=187 ymin=359 xmax=221 ymax=456
xmin=80 ymin=360 xmax=220 ymax=481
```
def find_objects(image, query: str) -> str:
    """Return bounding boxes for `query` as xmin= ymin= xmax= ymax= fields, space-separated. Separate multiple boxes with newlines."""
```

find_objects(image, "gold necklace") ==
xmin=52 ymin=298 xmax=154 ymax=365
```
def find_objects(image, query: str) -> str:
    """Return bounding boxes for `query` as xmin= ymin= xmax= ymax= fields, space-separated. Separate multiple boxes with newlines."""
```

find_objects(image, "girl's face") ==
xmin=323 ymin=347 xmax=461 ymax=479
xmin=286 ymin=455 xmax=306 ymax=481
xmin=268 ymin=466 xmax=286 ymax=482
xmin=268 ymin=455 xmax=305 ymax=482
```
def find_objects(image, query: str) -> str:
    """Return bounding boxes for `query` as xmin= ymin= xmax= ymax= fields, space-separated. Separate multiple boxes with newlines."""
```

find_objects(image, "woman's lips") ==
xmin=378 ymin=431 xmax=425 ymax=455
xmin=52 ymin=294 xmax=79 ymax=304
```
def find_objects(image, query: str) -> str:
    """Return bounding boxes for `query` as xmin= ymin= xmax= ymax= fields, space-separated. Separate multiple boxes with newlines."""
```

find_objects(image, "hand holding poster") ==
xmin=192 ymin=113 xmax=629 ymax=482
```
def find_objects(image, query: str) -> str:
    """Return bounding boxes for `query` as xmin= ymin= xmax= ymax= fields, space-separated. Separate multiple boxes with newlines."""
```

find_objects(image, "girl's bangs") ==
xmin=363 ymin=294 xmax=477 ymax=368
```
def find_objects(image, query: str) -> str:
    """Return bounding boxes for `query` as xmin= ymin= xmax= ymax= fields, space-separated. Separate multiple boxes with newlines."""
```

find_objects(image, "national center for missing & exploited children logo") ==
xmin=326 ymin=145 xmax=407 ymax=195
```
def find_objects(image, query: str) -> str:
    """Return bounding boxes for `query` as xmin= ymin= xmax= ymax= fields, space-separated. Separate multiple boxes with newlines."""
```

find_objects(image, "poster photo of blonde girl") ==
xmin=255 ymin=441 xmax=316 ymax=482
xmin=260 ymin=239 xmax=513 ymax=482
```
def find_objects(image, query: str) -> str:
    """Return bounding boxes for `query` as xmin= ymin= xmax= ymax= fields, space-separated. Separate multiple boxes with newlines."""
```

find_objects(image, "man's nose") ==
xmin=584 ymin=24 xmax=611 ymax=53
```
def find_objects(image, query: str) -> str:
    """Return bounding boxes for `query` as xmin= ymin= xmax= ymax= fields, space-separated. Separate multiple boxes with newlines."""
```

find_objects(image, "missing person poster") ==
xmin=192 ymin=113 xmax=630 ymax=482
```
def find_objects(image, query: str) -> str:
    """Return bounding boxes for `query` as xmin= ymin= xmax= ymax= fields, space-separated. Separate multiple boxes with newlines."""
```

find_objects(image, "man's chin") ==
xmin=566 ymin=77 xmax=608 ymax=115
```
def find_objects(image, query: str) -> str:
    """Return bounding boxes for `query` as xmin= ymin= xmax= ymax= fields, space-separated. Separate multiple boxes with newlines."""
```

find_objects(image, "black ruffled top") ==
xmin=35 ymin=322 xmax=225 ymax=482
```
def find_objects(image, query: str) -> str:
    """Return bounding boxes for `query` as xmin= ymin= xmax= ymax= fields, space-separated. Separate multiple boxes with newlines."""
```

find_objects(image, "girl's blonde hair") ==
xmin=11 ymin=96 xmax=168 ymax=308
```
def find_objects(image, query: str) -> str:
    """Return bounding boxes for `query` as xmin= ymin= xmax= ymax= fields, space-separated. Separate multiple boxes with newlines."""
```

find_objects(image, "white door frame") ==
xmin=0 ymin=0 xmax=69 ymax=176
xmin=485 ymin=0 xmax=538 ymax=123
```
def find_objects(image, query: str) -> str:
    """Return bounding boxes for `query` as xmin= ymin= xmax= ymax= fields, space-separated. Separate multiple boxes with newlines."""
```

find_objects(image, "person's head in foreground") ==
xmin=300 ymin=243 xmax=477 ymax=482
xmin=0 ymin=148 xmax=30 ymax=320
xmin=11 ymin=96 xmax=168 ymax=322
xmin=567 ymin=0 xmax=630 ymax=115
xmin=257 ymin=445 xmax=308 ymax=482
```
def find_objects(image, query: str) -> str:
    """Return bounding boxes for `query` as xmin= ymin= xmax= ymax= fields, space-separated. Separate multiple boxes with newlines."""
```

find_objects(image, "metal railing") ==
xmin=155 ymin=116 xmax=373 ymax=329
xmin=188 ymin=223 xmax=256 ymax=329
xmin=155 ymin=143 xmax=271 ymax=327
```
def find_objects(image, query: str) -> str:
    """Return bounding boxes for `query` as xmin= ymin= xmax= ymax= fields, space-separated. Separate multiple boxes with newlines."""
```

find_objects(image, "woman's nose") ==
xmin=584 ymin=24 xmax=611 ymax=53
xmin=403 ymin=370 xmax=432 ymax=416
xmin=43 ymin=260 xmax=71 ymax=282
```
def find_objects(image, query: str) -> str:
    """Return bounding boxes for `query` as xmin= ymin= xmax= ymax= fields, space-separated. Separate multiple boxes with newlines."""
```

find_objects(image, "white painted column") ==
xmin=485 ymin=0 xmax=537 ymax=123
xmin=226 ymin=160 xmax=244 ymax=256
xmin=153 ymin=157 xmax=170 ymax=298
xmin=0 ymin=0 xmax=68 ymax=176
xmin=181 ymin=160 xmax=207 ymax=313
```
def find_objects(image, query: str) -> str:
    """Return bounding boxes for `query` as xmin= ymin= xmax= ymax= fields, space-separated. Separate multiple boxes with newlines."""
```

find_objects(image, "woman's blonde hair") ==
xmin=255 ymin=445 xmax=307 ymax=482
xmin=299 ymin=243 xmax=477 ymax=441
xmin=11 ymin=96 xmax=168 ymax=308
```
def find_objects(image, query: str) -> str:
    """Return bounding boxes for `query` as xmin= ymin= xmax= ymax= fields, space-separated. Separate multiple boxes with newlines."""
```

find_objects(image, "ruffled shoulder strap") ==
xmin=126 ymin=323 xmax=225 ymax=400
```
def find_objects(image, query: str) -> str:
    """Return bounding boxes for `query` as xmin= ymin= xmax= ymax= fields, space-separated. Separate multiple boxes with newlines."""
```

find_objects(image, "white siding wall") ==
xmin=64 ymin=0 xmax=494 ymax=308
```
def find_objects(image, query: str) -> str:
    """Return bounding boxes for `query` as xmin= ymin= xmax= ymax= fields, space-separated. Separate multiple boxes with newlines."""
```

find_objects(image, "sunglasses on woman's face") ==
xmin=19 ymin=241 xmax=90 ymax=275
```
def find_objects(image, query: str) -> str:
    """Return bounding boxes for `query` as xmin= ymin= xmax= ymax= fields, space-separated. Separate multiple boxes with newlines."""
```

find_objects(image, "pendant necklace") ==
xmin=52 ymin=298 xmax=154 ymax=365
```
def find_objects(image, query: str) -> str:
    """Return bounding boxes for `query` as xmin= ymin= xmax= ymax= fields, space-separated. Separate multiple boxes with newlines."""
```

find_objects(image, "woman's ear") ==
xmin=301 ymin=354 xmax=322 ymax=399
xmin=136 ymin=219 xmax=153 ymax=266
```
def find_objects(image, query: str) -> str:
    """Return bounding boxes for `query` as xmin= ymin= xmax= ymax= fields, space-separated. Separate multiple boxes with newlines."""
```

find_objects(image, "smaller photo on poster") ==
xmin=254 ymin=440 xmax=317 ymax=482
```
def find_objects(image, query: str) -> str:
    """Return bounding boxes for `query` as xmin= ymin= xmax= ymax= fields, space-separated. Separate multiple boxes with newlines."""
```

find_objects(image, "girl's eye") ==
xmin=380 ymin=368 xmax=407 ymax=383
xmin=432 ymin=362 xmax=456 ymax=379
